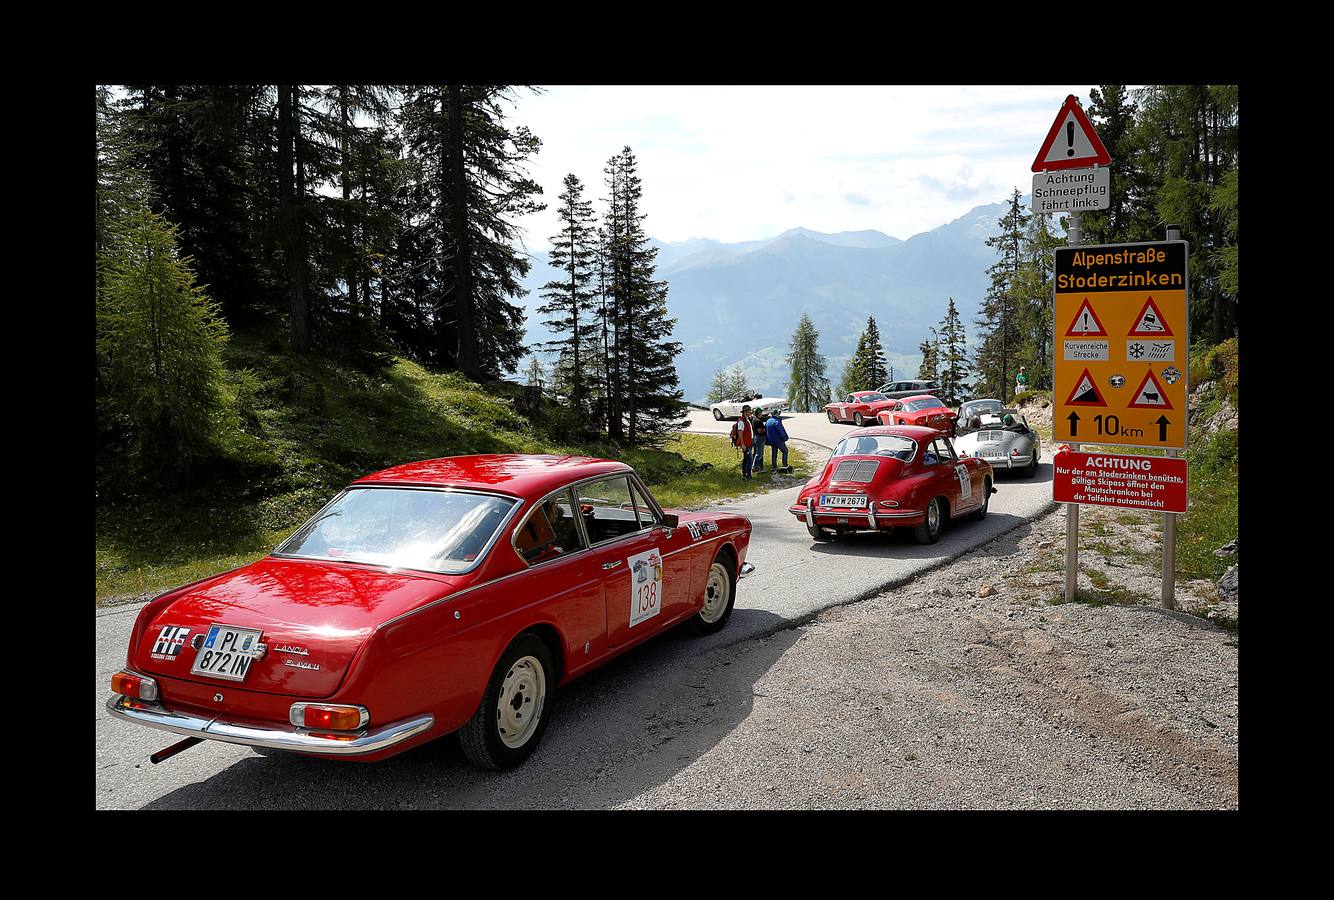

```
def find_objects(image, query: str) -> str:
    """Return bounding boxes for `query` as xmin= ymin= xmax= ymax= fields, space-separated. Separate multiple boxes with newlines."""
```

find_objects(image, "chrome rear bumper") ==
xmin=107 ymin=695 xmax=434 ymax=757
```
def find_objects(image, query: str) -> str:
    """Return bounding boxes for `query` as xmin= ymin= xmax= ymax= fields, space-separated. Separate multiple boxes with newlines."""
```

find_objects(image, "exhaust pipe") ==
xmin=150 ymin=736 xmax=204 ymax=765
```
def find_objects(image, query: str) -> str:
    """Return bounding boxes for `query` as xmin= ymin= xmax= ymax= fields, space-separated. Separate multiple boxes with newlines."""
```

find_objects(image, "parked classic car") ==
xmin=954 ymin=398 xmax=1005 ymax=435
xmin=877 ymin=379 xmax=942 ymax=400
xmin=107 ymin=455 xmax=754 ymax=770
xmin=711 ymin=392 xmax=789 ymax=420
xmin=789 ymin=425 xmax=995 ymax=544
xmin=953 ymin=410 xmax=1042 ymax=477
xmin=824 ymin=391 xmax=899 ymax=426
xmin=876 ymin=394 xmax=959 ymax=433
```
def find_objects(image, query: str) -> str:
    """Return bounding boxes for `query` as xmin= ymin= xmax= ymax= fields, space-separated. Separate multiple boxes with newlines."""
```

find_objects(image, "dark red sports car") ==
xmin=877 ymin=394 xmax=959 ymax=433
xmin=824 ymin=391 xmax=899 ymax=426
xmin=789 ymin=425 xmax=995 ymax=544
xmin=108 ymin=455 xmax=754 ymax=770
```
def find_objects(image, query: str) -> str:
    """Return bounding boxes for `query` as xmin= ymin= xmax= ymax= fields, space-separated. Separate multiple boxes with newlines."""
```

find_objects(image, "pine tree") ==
xmin=840 ymin=316 xmax=888 ymax=394
xmin=97 ymin=207 xmax=230 ymax=477
xmin=786 ymin=314 xmax=829 ymax=413
xmin=538 ymin=173 xmax=598 ymax=416
xmin=602 ymin=147 xmax=685 ymax=445
xmin=975 ymin=189 xmax=1030 ymax=400
xmin=707 ymin=364 xmax=750 ymax=403
xmin=917 ymin=328 xmax=939 ymax=382
xmin=937 ymin=298 xmax=969 ymax=407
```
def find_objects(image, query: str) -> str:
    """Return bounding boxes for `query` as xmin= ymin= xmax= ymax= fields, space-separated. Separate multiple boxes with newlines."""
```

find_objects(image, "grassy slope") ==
xmin=96 ymin=334 xmax=811 ymax=602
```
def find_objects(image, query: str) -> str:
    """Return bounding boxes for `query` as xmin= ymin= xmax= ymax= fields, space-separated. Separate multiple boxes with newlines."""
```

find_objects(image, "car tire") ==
xmin=827 ymin=411 xmax=838 ymax=423
xmin=1027 ymin=452 xmax=1039 ymax=478
xmin=913 ymin=497 xmax=944 ymax=544
xmin=712 ymin=408 xmax=724 ymax=421
xmin=854 ymin=412 xmax=865 ymax=427
xmin=969 ymin=478 xmax=991 ymax=521
xmin=686 ymin=555 xmax=737 ymax=636
xmin=807 ymin=524 xmax=835 ymax=541
xmin=459 ymin=633 xmax=555 ymax=771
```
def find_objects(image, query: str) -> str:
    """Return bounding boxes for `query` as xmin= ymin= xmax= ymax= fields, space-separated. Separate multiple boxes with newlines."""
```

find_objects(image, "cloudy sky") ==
xmin=512 ymin=85 xmax=1108 ymax=251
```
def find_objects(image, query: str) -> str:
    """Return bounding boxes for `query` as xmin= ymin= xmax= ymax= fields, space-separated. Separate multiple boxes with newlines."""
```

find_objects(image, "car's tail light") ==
xmin=111 ymin=670 xmax=159 ymax=702
xmin=1012 ymin=449 xmax=1021 ymax=456
xmin=290 ymin=703 xmax=369 ymax=731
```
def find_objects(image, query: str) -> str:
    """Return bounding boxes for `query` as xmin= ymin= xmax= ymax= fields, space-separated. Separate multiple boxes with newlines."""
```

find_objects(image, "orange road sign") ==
xmin=1053 ymin=241 xmax=1189 ymax=450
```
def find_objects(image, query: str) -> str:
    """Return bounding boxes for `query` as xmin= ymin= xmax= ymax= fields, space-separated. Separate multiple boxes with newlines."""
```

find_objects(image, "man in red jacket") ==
xmin=730 ymin=404 xmax=755 ymax=480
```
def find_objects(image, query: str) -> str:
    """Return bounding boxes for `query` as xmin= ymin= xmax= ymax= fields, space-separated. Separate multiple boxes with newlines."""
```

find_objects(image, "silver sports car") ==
xmin=953 ymin=409 xmax=1041 ymax=477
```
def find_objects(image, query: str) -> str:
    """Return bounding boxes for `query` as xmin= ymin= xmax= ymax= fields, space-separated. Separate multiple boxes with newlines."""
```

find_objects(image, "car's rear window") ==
xmin=275 ymin=487 xmax=518 ymax=574
xmin=833 ymin=434 xmax=916 ymax=460
xmin=904 ymin=398 xmax=942 ymax=412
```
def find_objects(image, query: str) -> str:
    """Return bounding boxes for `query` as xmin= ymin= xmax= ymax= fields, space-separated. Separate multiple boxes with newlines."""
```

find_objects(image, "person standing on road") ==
xmin=730 ymin=404 xmax=755 ymax=480
xmin=765 ymin=411 xmax=790 ymax=471
xmin=750 ymin=408 xmax=768 ymax=473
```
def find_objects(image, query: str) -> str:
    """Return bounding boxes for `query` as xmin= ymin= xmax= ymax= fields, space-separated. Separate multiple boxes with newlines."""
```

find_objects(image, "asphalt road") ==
xmin=96 ymin=420 xmax=1058 ymax=809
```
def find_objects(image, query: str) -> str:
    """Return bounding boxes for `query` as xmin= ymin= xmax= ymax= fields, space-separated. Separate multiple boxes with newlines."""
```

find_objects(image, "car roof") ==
xmin=852 ymin=390 xmax=886 ymax=397
xmin=354 ymin=454 xmax=632 ymax=498
xmin=845 ymin=424 xmax=942 ymax=442
xmin=901 ymin=394 xmax=945 ymax=404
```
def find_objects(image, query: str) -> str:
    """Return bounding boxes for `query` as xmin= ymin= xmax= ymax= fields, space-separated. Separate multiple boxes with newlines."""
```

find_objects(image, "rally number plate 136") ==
xmin=190 ymin=624 xmax=264 ymax=682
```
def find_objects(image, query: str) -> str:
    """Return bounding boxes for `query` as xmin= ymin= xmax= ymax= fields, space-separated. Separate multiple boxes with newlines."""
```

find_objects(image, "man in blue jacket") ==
xmin=765 ymin=412 xmax=791 ymax=472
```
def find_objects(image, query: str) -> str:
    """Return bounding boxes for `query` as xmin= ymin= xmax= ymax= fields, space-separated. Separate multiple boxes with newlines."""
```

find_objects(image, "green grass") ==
xmin=96 ymin=336 xmax=812 ymax=603
xmin=1178 ymin=427 xmax=1238 ymax=581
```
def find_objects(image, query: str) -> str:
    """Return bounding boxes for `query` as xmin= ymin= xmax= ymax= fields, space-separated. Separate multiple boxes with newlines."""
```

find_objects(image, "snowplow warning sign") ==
xmin=1053 ymin=240 xmax=1188 ymax=450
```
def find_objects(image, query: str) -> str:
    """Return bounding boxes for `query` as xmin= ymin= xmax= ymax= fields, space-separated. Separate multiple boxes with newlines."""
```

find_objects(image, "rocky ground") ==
xmin=618 ymin=501 xmax=1238 ymax=810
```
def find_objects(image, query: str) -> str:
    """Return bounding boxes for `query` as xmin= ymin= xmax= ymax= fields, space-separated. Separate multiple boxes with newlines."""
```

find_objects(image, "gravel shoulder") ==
xmin=619 ymin=504 xmax=1238 ymax=810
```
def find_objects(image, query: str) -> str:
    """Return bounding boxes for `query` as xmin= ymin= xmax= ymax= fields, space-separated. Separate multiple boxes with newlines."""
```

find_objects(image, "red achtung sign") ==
xmin=1052 ymin=449 xmax=1188 ymax=513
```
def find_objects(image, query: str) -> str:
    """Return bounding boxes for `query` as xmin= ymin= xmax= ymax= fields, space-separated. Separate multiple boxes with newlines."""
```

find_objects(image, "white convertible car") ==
xmin=710 ymin=394 xmax=790 ymax=420
xmin=953 ymin=410 xmax=1042 ymax=477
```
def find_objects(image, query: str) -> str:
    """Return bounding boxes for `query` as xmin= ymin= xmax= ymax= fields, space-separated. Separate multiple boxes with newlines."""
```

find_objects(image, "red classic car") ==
xmin=788 ymin=425 xmax=995 ymax=544
xmin=108 ymin=455 xmax=754 ymax=770
xmin=824 ymin=391 xmax=899 ymax=426
xmin=876 ymin=394 xmax=959 ymax=433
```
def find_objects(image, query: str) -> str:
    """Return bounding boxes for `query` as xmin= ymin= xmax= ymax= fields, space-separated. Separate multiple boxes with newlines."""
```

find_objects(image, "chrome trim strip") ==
xmin=107 ymin=695 xmax=434 ymax=757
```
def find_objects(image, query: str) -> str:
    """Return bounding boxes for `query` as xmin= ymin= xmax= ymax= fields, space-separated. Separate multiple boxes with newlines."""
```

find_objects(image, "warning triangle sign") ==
xmin=1127 ymin=296 xmax=1174 ymax=336
xmin=1031 ymin=95 xmax=1113 ymax=172
xmin=1065 ymin=298 xmax=1108 ymax=336
xmin=1064 ymin=368 xmax=1107 ymax=407
xmin=1127 ymin=370 xmax=1173 ymax=409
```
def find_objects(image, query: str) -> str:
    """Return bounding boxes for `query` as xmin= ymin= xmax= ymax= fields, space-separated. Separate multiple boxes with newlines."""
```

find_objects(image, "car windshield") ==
xmin=859 ymin=393 xmax=887 ymax=402
xmin=275 ymin=487 xmax=519 ymax=574
xmin=904 ymin=398 xmax=941 ymax=412
xmin=963 ymin=401 xmax=1003 ymax=419
xmin=833 ymin=434 xmax=916 ymax=460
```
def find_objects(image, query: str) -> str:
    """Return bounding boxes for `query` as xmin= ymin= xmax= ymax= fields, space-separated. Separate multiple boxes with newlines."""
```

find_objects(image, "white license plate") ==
xmin=979 ymin=450 xmax=1004 ymax=457
xmin=190 ymin=624 xmax=263 ymax=682
xmin=821 ymin=495 xmax=867 ymax=508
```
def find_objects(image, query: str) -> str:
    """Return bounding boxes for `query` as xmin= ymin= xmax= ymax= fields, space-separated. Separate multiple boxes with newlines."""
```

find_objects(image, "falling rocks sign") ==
xmin=1052 ymin=449 xmax=1188 ymax=513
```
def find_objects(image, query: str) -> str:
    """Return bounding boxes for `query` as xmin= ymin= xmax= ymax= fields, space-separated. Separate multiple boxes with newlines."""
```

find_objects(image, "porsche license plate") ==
xmin=821 ymin=495 xmax=867 ymax=508
xmin=190 ymin=624 xmax=263 ymax=682
xmin=979 ymin=450 xmax=1004 ymax=458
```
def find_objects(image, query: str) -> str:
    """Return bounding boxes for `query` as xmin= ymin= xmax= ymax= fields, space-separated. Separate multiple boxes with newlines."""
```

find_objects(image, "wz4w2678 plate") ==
xmin=190 ymin=624 xmax=265 ymax=682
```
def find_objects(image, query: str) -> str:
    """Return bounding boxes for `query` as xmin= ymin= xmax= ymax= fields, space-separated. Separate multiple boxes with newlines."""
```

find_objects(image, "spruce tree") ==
xmin=937 ymin=298 xmax=969 ymax=407
xmin=975 ymin=189 xmax=1029 ymax=400
xmin=602 ymin=147 xmax=685 ymax=445
xmin=706 ymin=364 xmax=750 ymax=403
xmin=786 ymin=314 xmax=829 ymax=413
xmin=538 ymin=173 xmax=598 ymax=416
xmin=917 ymin=328 xmax=939 ymax=382
xmin=839 ymin=316 xmax=888 ymax=394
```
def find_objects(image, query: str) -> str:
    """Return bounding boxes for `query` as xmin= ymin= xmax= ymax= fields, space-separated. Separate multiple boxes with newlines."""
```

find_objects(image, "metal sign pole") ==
xmin=1064 ymin=209 xmax=1083 ymax=603
xmin=1160 ymin=223 xmax=1183 ymax=611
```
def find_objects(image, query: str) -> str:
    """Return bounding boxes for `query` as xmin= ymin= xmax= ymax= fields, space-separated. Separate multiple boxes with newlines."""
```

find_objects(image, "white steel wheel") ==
xmin=496 ymin=655 xmax=547 ymax=749
xmin=700 ymin=563 xmax=731 ymax=624
xmin=459 ymin=633 xmax=556 ymax=770
xmin=687 ymin=556 xmax=737 ymax=636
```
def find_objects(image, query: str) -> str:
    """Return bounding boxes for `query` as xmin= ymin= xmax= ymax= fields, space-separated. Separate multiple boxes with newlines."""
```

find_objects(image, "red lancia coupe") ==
xmin=824 ymin=390 xmax=899 ymax=426
xmin=108 ymin=455 xmax=754 ymax=770
xmin=788 ymin=425 xmax=995 ymax=544
xmin=877 ymin=394 xmax=959 ymax=433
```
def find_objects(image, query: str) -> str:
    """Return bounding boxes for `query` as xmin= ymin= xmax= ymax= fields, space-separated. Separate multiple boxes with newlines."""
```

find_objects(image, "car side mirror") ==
xmin=660 ymin=512 xmax=679 ymax=528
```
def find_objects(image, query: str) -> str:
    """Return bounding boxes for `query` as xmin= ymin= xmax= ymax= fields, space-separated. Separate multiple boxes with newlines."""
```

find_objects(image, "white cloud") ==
xmin=513 ymin=85 xmax=1109 ymax=249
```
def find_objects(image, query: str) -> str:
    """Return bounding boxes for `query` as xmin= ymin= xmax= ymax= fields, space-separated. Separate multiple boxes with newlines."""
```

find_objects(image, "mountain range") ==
xmin=518 ymin=196 xmax=1034 ymax=403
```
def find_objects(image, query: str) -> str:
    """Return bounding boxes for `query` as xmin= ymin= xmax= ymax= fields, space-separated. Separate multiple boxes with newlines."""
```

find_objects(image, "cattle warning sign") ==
xmin=1053 ymin=240 xmax=1189 ymax=450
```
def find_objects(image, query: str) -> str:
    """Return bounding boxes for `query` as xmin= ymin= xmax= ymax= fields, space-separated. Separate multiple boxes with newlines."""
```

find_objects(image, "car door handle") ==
xmin=602 ymin=560 xmax=622 ymax=570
